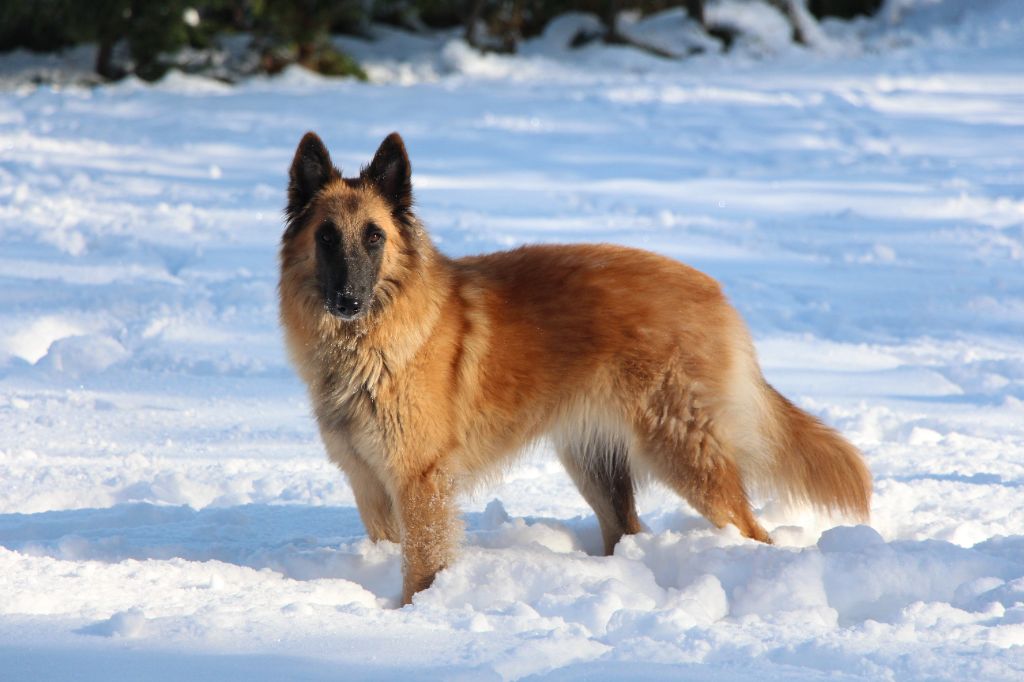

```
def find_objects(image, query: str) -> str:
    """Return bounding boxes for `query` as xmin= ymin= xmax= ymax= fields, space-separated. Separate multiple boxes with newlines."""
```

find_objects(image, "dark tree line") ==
xmin=0 ymin=0 xmax=883 ymax=82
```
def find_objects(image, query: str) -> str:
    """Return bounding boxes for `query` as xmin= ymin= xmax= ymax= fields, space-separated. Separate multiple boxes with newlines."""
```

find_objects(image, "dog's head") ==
xmin=281 ymin=132 xmax=415 ymax=322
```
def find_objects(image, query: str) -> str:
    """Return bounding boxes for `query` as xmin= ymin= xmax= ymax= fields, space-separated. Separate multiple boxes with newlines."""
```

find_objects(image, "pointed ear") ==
xmin=363 ymin=132 xmax=412 ymax=215
xmin=287 ymin=132 xmax=337 ymax=221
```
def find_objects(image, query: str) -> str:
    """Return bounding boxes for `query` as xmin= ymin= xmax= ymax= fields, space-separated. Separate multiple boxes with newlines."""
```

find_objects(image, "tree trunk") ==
xmin=464 ymin=0 xmax=485 ymax=49
xmin=767 ymin=0 xmax=808 ymax=46
xmin=95 ymin=38 xmax=120 ymax=80
xmin=602 ymin=0 xmax=622 ymax=43
xmin=809 ymin=0 xmax=883 ymax=20
xmin=684 ymin=0 xmax=705 ymax=28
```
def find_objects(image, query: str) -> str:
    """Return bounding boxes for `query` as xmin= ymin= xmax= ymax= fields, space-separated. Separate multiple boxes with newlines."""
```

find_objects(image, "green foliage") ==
xmin=260 ymin=0 xmax=335 ymax=47
xmin=256 ymin=0 xmax=368 ymax=79
xmin=126 ymin=2 xmax=191 ymax=81
xmin=411 ymin=0 xmax=464 ymax=28
xmin=0 ymin=0 xmax=78 ymax=52
xmin=0 ymin=1 xmax=886 ymax=82
xmin=315 ymin=44 xmax=369 ymax=79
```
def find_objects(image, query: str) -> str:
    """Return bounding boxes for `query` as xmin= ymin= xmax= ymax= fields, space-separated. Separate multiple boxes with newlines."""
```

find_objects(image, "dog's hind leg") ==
xmin=634 ymin=385 xmax=771 ymax=544
xmin=558 ymin=439 xmax=643 ymax=555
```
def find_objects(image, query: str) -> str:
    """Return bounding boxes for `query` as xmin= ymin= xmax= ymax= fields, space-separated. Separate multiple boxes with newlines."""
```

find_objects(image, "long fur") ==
xmin=279 ymin=132 xmax=873 ymax=604
xmin=760 ymin=384 xmax=872 ymax=517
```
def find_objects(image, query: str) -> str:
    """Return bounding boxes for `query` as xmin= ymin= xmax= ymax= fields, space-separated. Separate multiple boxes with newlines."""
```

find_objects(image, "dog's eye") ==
xmin=318 ymin=230 xmax=334 ymax=245
xmin=366 ymin=223 xmax=384 ymax=246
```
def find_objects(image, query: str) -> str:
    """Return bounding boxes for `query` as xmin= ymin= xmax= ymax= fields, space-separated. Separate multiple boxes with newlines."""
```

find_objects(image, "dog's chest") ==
xmin=310 ymin=345 xmax=408 ymax=456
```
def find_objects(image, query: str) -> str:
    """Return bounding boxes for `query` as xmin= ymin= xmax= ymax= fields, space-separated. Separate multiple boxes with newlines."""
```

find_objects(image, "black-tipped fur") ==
xmin=362 ymin=132 xmax=412 ymax=217
xmin=286 ymin=132 xmax=339 ymax=233
xmin=558 ymin=440 xmax=643 ymax=555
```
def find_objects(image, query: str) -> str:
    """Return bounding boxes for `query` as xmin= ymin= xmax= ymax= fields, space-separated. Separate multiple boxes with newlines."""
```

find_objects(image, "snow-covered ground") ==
xmin=1 ymin=2 xmax=1023 ymax=679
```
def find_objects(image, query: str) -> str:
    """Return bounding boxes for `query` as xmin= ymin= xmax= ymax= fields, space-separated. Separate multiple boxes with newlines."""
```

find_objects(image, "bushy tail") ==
xmin=761 ymin=384 xmax=872 ymax=520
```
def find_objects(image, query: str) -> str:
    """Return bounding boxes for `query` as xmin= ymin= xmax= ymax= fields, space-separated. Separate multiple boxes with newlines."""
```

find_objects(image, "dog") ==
xmin=278 ymin=131 xmax=872 ymax=605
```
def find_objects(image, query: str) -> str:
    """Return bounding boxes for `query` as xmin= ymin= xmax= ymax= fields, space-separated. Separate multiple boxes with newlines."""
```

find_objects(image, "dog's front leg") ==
xmin=397 ymin=462 xmax=458 ymax=605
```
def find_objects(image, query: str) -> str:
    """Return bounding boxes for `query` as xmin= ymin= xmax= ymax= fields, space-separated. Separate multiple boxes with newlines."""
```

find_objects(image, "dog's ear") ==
xmin=287 ymin=132 xmax=337 ymax=221
xmin=363 ymin=132 xmax=412 ymax=215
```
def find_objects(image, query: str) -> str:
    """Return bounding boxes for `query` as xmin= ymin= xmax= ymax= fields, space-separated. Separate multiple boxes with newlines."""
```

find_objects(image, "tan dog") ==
xmin=279 ymin=132 xmax=871 ymax=605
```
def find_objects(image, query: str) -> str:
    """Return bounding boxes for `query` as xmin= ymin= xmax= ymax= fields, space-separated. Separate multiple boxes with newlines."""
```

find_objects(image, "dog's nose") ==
xmin=335 ymin=296 xmax=361 ymax=317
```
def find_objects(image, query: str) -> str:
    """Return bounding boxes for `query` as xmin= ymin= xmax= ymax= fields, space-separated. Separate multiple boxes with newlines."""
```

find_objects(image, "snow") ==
xmin=1 ymin=1 xmax=1024 ymax=679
